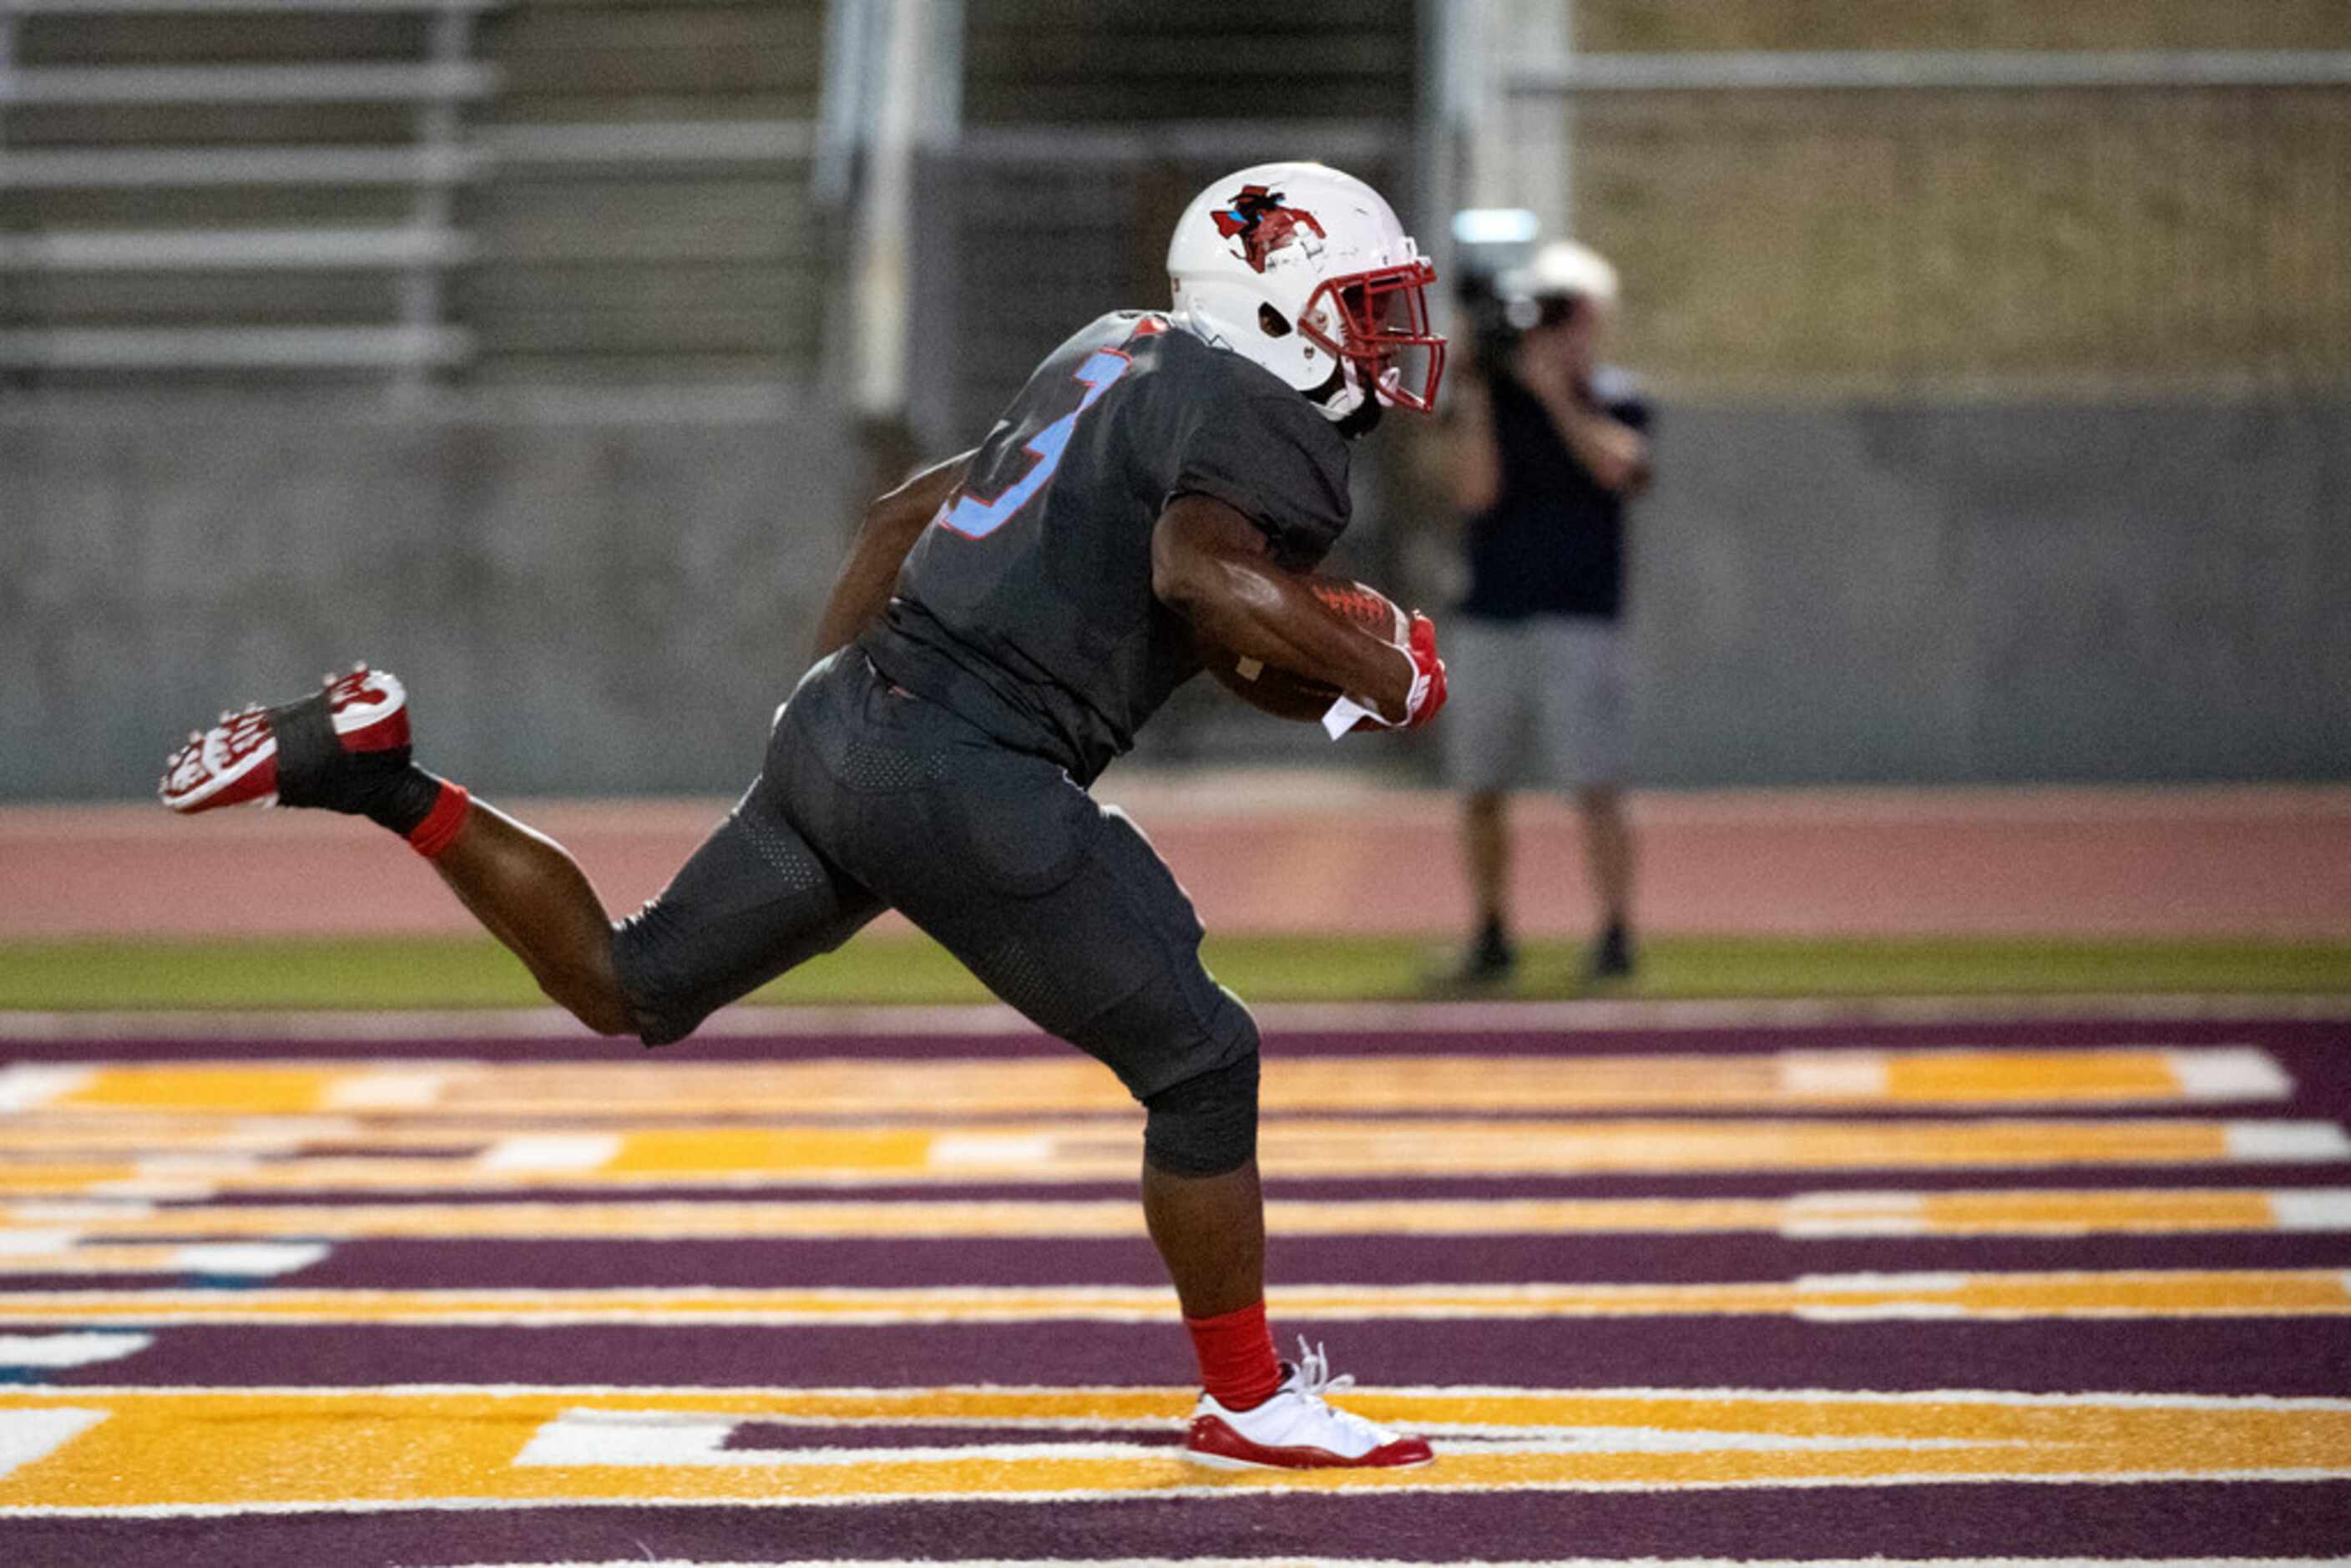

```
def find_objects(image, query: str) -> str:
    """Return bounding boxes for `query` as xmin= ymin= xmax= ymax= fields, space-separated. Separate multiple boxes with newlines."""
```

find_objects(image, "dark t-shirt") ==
xmin=859 ymin=311 xmax=1352 ymax=785
xmin=1459 ymin=363 xmax=1651 ymax=622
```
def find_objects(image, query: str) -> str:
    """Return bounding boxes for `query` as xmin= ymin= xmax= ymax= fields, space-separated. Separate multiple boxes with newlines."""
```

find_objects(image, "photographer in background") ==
xmin=1439 ymin=240 xmax=1651 ymax=989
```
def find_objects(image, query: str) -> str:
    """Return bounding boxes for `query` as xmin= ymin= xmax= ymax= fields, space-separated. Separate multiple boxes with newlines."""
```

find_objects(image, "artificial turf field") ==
xmin=3 ymin=940 xmax=2349 ymax=1565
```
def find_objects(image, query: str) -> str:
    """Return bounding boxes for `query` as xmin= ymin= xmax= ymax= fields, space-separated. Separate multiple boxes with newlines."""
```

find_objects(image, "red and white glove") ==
xmin=1321 ymin=612 xmax=1448 ymax=738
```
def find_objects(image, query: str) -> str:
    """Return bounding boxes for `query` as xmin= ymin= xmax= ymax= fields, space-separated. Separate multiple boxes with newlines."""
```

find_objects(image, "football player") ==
xmin=160 ymin=162 xmax=1449 ymax=1469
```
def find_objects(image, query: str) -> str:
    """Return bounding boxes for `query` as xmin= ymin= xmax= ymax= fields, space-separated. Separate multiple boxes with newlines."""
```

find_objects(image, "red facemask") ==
xmin=1297 ymin=260 xmax=1447 ymax=412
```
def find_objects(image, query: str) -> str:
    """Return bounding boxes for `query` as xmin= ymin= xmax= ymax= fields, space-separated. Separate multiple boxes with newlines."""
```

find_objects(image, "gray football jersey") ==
xmin=857 ymin=311 xmax=1352 ymax=784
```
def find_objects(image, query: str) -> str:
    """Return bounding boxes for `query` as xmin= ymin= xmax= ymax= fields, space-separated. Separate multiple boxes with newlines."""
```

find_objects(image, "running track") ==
xmin=2 ymin=1003 xmax=2348 ymax=1565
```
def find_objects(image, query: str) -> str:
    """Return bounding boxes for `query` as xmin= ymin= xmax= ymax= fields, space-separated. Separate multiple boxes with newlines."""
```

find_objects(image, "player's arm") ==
xmin=1150 ymin=493 xmax=1420 ymax=725
xmin=808 ymin=448 xmax=976 ymax=662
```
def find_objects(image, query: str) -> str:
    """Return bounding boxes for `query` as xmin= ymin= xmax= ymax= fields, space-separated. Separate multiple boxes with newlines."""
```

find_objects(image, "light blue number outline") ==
xmin=934 ymin=347 xmax=1134 ymax=540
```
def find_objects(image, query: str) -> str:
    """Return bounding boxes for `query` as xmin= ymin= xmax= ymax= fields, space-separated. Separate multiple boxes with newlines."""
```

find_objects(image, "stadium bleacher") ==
xmin=0 ymin=0 xmax=825 ymax=387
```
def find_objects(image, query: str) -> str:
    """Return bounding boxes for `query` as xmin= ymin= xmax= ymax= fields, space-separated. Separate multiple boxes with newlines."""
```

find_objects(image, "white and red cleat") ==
xmin=159 ymin=665 xmax=410 ymax=814
xmin=1184 ymin=1339 xmax=1433 ymax=1470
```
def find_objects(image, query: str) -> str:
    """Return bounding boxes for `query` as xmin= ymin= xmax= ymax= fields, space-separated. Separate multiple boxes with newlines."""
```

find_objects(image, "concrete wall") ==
xmin=2 ymin=395 xmax=2345 ymax=801
xmin=1633 ymin=397 xmax=2351 ymax=785
xmin=1 ymin=402 xmax=860 ymax=801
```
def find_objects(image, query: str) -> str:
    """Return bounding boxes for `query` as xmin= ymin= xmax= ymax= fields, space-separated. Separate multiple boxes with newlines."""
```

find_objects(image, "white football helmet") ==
xmin=1167 ymin=162 xmax=1445 ymax=421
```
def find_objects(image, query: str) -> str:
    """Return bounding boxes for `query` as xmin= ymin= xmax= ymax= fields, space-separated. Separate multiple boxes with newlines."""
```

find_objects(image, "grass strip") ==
xmin=3 ymin=933 xmax=2348 ymax=1012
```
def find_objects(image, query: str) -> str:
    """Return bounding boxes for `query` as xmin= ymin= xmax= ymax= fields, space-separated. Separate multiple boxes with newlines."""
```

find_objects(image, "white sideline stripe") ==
xmin=0 ymin=1408 xmax=106 ymax=1481
xmin=0 ymin=1333 xmax=150 ymax=1368
xmin=7 ymin=993 xmax=2351 ymax=1041
xmin=2225 ymin=1122 xmax=2351 ymax=1160
xmin=478 ymin=1135 xmax=621 ymax=1171
xmin=2166 ymin=1046 xmax=2294 ymax=1100
xmin=2271 ymin=1190 xmax=2351 ymax=1229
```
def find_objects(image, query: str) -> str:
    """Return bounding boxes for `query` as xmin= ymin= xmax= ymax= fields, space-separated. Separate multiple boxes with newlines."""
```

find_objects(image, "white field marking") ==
xmin=477 ymin=1134 xmax=622 ymax=1171
xmin=925 ymin=1134 xmax=1058 ymax=1167
xmin=515 ymin=1410 xmax=749 ymax=1466
xmin=1774 ymin=1053 xmax=1888 ymax=1097
xmin=1796 ymin=1270 xmax=1970 ymax=1292
xmin=1786 ymin=1186 xmax=2351 ymax=1238
xmin=1781 ymin=1191 xmax=1924 ymax=1237
xmin=2271 ymin=1190 xmax=2351 ymax=1229
xmin=1782 ymin=1261 xmax=2348 ymax=1323
xmin=0 ymin=1242 xmax=329 ymax=1278
xmin=2225 ymin=1122 xmax=2351 ymax=1160
xmin=517 ymin=1411 xmax=1175 ymax=1469
xmin=8 ymin=992 xmax=2351 ymax=1042
xmin=85 ymin=1180 xmax=215 ymax=1202
xmin=512 ymin=1408 xmax=2000 ymax=1469
xmin=0 ymin=1230 xmax=79 ymax=1255
xmin=169 ymin=1242 xmax=329 ymax=1277
xmin=0 ymin=1065 xmax=94 ymax=1111
xmin=321 ymin=1069 xmax=447 ymax=1110
xmin=0 ymin=1333 xmax=151 ymax=1368
xmin=2166 ymin=1046 xmax=2294 ymax=1100
xmin=0 ymin=1407 xmax=106 ymax=1481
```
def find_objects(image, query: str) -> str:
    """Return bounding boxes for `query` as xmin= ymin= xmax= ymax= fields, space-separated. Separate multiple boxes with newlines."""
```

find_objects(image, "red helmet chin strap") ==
xmin=1298 ymin=260 xmax=1446 ymax=412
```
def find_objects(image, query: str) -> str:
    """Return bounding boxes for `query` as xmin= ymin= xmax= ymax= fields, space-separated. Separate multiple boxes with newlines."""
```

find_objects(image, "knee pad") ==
xmin=1141 ymin=1050 xmax=1261 ymax=1177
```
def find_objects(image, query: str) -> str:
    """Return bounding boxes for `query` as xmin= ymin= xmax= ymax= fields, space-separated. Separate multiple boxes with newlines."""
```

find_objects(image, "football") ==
xmin=1208 ymin=573 xmax=1408 ymax=722
xmin=1302 ymin=574 xmax=1411 ymax=644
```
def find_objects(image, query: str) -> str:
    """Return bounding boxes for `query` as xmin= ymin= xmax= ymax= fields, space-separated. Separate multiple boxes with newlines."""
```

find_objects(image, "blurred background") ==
xmin=2 ymin=0 xmax=2346 ymax=800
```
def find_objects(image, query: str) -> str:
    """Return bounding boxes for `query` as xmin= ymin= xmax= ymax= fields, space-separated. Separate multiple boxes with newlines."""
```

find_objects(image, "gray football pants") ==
xmin=610 ymin=650 xmax=1258 ymax=1100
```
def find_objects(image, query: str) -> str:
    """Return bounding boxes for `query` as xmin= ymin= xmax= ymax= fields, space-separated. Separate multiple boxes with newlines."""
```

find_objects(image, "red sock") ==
xmin=405 ymin=782 xmax=473 ymax=859
xmin=1185 ymin=1299 xmax=1282 ymax=1411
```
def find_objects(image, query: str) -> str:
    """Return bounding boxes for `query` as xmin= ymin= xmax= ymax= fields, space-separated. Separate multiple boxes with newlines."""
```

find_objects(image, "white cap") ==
xmin=1499 ymin=240 xmax=1619 ymax=313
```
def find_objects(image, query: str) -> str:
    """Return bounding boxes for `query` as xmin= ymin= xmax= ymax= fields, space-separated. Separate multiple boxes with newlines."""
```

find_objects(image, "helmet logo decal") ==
xmin=1211 ymin=185 xmax=1325 ymax=274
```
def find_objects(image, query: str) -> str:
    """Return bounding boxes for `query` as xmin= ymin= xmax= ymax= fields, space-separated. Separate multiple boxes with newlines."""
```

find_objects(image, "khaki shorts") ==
xmin=1441 ymin=613 xmax=1630 ymax=792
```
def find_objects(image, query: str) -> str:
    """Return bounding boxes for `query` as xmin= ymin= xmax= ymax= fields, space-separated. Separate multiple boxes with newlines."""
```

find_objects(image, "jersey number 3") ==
xmin=936 ymin=347 xmax=1133 ymax=540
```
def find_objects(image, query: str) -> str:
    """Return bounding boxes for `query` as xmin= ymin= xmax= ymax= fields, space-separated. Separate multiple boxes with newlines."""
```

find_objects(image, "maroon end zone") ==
xmin=2 ymin=1006 xmax=2348 ymax=1562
